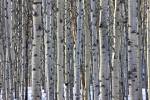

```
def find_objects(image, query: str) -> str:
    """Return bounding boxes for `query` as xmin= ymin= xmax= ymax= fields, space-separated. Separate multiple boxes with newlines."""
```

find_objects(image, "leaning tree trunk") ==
xmin=31 ymin=0 xmax=42 ymax=99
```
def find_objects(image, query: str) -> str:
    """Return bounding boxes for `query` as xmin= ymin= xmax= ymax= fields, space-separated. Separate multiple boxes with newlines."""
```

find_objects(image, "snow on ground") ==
xmin=27 ymin=87 xmax=46 ymax=100
xmin=0 ymin=87 xmax=46 ymax=100
xmin=128 ymin=88 xmax=146 ymax=100
xmin=0 ymin=87 xmax=147 ymax=100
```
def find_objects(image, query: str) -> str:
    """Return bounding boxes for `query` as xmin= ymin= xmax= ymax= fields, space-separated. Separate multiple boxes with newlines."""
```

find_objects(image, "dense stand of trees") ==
xmin=0 ymin=0 xmax=150 ymax=100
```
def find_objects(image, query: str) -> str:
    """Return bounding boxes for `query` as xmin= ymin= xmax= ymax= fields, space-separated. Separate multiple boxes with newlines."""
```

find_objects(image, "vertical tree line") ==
xmin=0 ymin=0 xmax=150 ymax=100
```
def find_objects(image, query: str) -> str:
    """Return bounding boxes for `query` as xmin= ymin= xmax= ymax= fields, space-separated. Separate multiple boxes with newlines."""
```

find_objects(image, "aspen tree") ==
xmin=83 ymin=0 xmax=91 ymax=99
xmin=128 ymin=0 xmax=141 ymax=99
xmin=21 ymin=0 xmax=27 ymax=99
xmin=4 ymin=0 xmax=13 ymax=99
xmin=56 ymin=0 xmax=65 ymax=99
xmin=0 ymin=0 xmax=6 ymax=99
xmin=137 ymin=0 xmax=143 ymax=99
xmin=64 ymin=0 xmax=74 ymax=99
xmin=74 ymin=0 xmax=83 ymax=99
xmin=45 ymin=0 xmax=55 ymax=99
xmin=91 ymin=0 xmax=100 ymax=99
xmin=147 ymin=0 xmax=150 ymax=98
xmin=31 ymin=0 xmax=42 ymax=99
xmin=0 ymin=0 xmax=3 ymax=92
xmin=99 ymin=0 xmax=110 ymax=99
xmin=70 ymin=0 xmax=76 ymax=99
xmin=122 ymin=0 xmax=129 ymax=99
xmin=112 ymin=0 xmax=122 ymax=99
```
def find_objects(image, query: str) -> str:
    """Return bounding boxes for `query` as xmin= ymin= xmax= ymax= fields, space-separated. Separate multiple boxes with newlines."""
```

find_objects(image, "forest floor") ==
xmin=0 ymin=87 xmax=146 ymax=100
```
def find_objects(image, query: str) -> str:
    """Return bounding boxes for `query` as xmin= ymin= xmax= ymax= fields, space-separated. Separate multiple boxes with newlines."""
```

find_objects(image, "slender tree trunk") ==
xmin=64 ymin=0 xmax=74 ymax=99
xmin=147 ymin=0 xmax=150 ymax=98
xmin=83 ymin=0 xmax=91 ymax=99
xmin=128 ymin=0 xmax=142 ymax=99
xmin=56 ymin=0 xmax=65 ymax=99
xmin=74 ymin=0 xmax=83 ymax=100
xmin=31 ymin=0 xmax=42 ymax=99
xmin=91 ymin=0 xmax=100 ymax=99
xmin=99 ymin=0 xmax=110 ymax=99
xmin=112 ymin=0 xmax=122 ymax=99
xmin=45 ymin=0 xmax=55 ymax=99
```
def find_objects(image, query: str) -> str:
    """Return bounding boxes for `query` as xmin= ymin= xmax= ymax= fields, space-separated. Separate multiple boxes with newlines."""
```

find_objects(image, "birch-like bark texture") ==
xmin=91 ymin=0 xmax=100 ymax=99
xmin=21 ymin=0 xmax=29 ymax=99
xmin=31 ymin=0 xmax=42 ymax=99
xmin=64 ymin=0 xmax=74 ymax=100
xmin=83 ymin=0 xmax=91 ymax=99
xmin=128 ymin=0 xmax=141 ymax=99
xmin=112 ymin=0 xmax=122 ymax=99
xmin=147 ymin=0 xmax=150 ymax=98
xmin=74 ymin=0 xmax=83 ymax=99
xmin=99 ymin=0 xmax=110 ymax=99
xmin=0 ymin=0 xmax=150 ymax=100
xmin=4 ymin=0 xmax=13 ymax=99
xmin=45 ymin=0 xmax=55 ymax=99
xmin=56 ymin=0 xmax=65 ymax=99
xmin=137 ymin=0 xmax=143 ymax=99
xmin=121 ymin=0 xmax=129 ymax=99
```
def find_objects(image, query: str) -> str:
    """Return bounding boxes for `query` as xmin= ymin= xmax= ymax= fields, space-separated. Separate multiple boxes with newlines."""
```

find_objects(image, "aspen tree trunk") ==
xmin=74 ymin=0 xmax=83 ymax=99
xmin=70 ymin=1 xmax=76 ymax=99
xmin=108 ymin=0 xmax=114 ymax=99
xmin=99 ymin=0 xmax=110 ymax=99
xmin=41 ymin=0 xmax=46 ymax=92
xmin=21 ymin=0 xmax=28 ymax=99
xmin=91 ymin=0 xmax=100 ymax=99
xmin=122 ymin=1 xmax=129 ymax=99
xmin=128 ymin=0 xmax=141 ymax=99
xmin=45 ymin=0 xmax=55 ymax=99
xmin=112 ymin=0 xmax=122 ymax=99
xmin=0 ymin=1 xmax=3 ymax=92
xmin=83 ymin=0 xmax=91 ymax=99
xmin=142 ymin=0 xmax=147 ymax=94
xmin=137 ymin=0 xmax=143 ymax=99
xmin=49 ymin=2 xmax=57 ymax=98
xmin=64 ymin=0 xmax=74 ymax=99
xmin=56 ymin=0 xmax=65 ymax=99
xmin=31 ymin=0 xmax=42 ymax=99
xmin=25 ymin=2 xmax=31 ymax=99
xmin=4 ymin=0 xmax=13 ymax=99
xmin=11 ymin=0 xmax=17 ymax=98
xmin=1 ymin=0 xmax=6 ymax=99
xmin=147 ymin=0 xmax=150 ymax=98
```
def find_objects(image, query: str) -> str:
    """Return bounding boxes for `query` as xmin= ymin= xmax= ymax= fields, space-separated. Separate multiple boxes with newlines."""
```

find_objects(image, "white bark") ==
xmin=147 ymin=0 xmax=150 ymax=99
xmin=31 ymin=0 xmax=42 ymax=99
xmin=64 ymin=0 xmax=74 ymax=100
xmin=45 ymin=0 xmax=55 ymax=99
xmin=99 ymin=0 xmax=110 ymax=99
xmin=74 ymin=0 xmax=83 ymax=100
xmin=56 ymin=0 xmax=65 ymax=99
xmin=91 ymin=0 xmax=99 ymax=99
xmin=128 ymin=0 xmax=141 ymax=99
xmin=112 ymin=0 xmax=122 ymax=99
